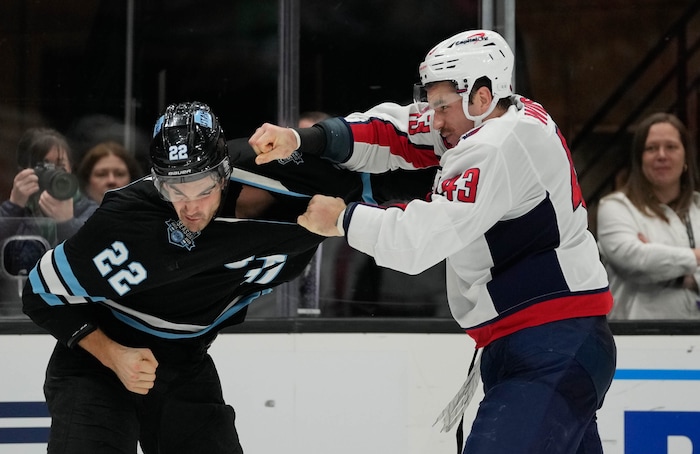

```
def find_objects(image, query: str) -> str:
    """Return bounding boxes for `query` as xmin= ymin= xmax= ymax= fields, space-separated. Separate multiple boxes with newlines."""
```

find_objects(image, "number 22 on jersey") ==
xmin=92 ymin=241 xmax=147 ymax=296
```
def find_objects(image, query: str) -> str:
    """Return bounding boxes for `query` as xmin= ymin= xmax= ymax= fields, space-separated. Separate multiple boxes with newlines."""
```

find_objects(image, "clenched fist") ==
xmin=297 ymin=195 xmax=346 ymax=237
xmin=248 ymin=123 xmax=298 ymax=165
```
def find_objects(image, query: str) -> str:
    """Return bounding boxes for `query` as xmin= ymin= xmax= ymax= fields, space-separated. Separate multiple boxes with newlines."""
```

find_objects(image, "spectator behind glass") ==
xmin=77 ymin=141 xmax=143 ymax=204
xmin=1 ymin=127 xmax=98 ymax=242
xmin=597 ymin=112 xmax=700 ymax=320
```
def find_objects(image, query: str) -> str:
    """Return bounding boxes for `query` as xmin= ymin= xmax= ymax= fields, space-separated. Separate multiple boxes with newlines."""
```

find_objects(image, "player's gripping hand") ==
xmin=248 ymin=123 xmax=298 ymax=165
xmin=297 ymin=194 xmax=346 ymax=237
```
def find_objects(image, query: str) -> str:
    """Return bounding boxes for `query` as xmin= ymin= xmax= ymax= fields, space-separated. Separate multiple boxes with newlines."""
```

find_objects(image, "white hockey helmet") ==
xmin=416 ymin=30 xmax=514 ymax=125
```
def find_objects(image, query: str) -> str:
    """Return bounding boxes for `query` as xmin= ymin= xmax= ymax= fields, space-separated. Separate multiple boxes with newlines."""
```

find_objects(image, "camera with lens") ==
xmin=33 ymin=162 xmax=79 ymax=200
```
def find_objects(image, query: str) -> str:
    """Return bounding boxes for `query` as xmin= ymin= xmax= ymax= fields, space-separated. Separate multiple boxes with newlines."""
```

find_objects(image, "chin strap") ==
xmin=463 ymin=95 xmax=500 ymax=128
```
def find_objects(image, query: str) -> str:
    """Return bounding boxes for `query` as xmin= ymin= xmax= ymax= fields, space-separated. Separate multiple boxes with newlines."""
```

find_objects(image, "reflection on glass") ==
xmin=0 ymin=218 xmax=57 ymax=319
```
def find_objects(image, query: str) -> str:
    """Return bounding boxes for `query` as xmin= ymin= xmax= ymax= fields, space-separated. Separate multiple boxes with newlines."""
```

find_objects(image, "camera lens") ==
xmin=35 ymin=164 xmax=79 ymax=200
xmin=47 ymin=172 xmax=79 ymax=200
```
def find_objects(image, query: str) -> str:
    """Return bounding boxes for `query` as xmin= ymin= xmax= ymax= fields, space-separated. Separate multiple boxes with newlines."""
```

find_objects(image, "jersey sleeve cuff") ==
xmin=319 ymin=117 xmax=353 ymax=163
xmin=342 ymin=202 xmax=359 ymax=236
xmin=66 ymin=322 xmax=98 ymax=349
xmin=295 ymin=118 xmax=353 ymax=163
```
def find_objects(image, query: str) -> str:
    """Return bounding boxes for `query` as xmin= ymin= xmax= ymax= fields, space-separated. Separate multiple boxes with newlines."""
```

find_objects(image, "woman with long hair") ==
xmin=597 ymin=112 xmax=700 ymax=319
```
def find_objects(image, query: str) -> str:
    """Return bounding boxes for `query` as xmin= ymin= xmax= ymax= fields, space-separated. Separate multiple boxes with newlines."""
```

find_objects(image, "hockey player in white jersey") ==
xmin=250 ymin=30 xmax=617 ymax=453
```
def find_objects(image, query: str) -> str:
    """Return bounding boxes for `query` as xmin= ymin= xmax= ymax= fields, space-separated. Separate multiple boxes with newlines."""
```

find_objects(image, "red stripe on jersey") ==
xmin=350 ymin=119 xmax=440 ymax=169
xmin=465 ymin=290 xmax=613 ymax=348
xmin=519 ymin=96 xmax=548 ymax=126
xmin=556 ymin=126 xmax=586 ymax=210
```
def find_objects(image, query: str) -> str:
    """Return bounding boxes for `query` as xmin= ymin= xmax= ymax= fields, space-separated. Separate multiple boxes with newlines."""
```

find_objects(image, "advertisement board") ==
xmin=1 ymin=333 xmax=698 ymax=453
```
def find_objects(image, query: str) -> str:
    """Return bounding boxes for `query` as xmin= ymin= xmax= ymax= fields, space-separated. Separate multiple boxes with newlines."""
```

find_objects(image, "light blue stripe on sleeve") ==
xmin=52 ymin=243 xmax=91 ymax=297
xmin=28 ymin=261 xmax=63 ymax=307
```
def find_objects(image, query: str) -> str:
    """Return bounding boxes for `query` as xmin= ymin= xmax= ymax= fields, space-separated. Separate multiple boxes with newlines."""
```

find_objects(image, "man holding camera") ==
xmin=1 ymin=127 xmax=98 ymax=275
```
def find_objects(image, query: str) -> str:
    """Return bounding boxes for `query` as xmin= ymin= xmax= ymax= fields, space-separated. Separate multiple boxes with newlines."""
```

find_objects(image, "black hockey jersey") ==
xmin=22 ymin=176 xmax=325 ymax=349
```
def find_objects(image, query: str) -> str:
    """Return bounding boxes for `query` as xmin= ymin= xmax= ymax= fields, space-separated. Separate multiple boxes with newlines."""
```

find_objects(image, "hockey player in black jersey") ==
xmin=21 ymin=101 xmax=365 ymax=454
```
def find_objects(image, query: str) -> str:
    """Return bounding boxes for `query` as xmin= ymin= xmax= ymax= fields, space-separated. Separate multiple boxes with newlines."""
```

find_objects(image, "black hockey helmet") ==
xmin=150 ymin=101 xmax=230 ymax=199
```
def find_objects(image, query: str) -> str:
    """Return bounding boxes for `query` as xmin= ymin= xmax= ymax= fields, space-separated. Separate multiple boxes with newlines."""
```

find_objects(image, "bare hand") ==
xmin=248 ymin=123 xmax=298 ymax=165
xmin=9 ymin=169 xmax=40 ymax=208
xmin=108 ymin=345 xmax=159 ymax=395
xmin=297 ymin=195 xmax=346 ymax=237
xmin=79 ymin=329 xmax=159 ymax=395
xmin=38 ymin=191 xmax=74 ymax=222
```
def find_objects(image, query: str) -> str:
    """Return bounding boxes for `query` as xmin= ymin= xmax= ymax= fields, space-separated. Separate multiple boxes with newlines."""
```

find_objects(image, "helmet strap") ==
xmin=462 ymin=92 xmax=500 ymax=128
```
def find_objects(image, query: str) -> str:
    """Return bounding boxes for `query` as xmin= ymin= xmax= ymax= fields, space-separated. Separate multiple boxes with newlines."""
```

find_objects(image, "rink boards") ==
xmin=1 ymin=332 xmax=699 ymax=454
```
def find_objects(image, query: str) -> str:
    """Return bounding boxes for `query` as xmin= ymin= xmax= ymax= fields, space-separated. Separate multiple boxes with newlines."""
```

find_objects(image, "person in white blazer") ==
xmin=597 ymin=112 xmax=700 ymax=320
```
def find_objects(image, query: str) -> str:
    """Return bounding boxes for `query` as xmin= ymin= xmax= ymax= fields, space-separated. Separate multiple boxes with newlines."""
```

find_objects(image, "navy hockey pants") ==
xmin=464 ymin=315 xmax=617 ymax=454
xmin=43 ymin=342 xmax=243 ymax=454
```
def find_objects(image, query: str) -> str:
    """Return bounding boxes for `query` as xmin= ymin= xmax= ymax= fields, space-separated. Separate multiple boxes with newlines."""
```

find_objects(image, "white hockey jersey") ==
xmin=334 ymin=96 xmax=612 ymax=347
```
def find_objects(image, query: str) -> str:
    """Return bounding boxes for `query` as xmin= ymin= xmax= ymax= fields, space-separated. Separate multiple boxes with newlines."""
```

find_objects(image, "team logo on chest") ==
xmin=165 ymin=219 xmax=200 ymax=250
